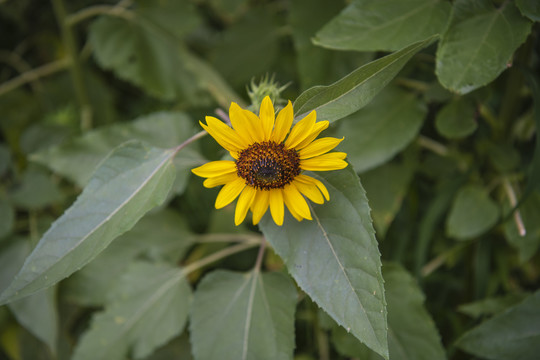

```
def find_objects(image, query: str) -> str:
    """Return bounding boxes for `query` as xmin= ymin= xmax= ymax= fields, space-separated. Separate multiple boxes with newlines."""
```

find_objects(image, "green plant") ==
xmin=0 ymin=0 xmax=538 ymax=359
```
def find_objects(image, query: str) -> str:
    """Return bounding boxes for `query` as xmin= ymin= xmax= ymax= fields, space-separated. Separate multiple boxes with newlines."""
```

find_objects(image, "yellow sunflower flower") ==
xmin=192 ymin=96 xmax=347 ymax=226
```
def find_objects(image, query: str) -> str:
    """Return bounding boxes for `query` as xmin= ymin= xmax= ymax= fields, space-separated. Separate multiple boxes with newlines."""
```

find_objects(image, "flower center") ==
xmin=236 ymin=141 xmax=301 ymax=190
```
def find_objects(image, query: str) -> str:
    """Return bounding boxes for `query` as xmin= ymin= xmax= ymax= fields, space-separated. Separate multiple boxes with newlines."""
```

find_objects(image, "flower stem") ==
xmin=173 ymin=130 xmax=208 ymax=156
xmin=502 ymin=178 xmax=527 ymax=236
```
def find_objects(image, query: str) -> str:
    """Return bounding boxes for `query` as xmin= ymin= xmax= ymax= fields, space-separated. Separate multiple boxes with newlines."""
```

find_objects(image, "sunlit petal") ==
xmin=215 ymin=177 xmax=245 ymax=209
xmin=192 ymin=160 xmax=236 ymax=178
xmin=235 ymin=186 xmax=257 ymax=225
xmin=299 ymin=137 xmax=344 ymax=159
xmin=259 ymin=96 xmax=275 ymax=141
xmin=292 ymin=179 xmax=324 ymax=204
xmin=203 ymin=172 xmax=239 ymax=188
xmin=269 ymin=189 xmax=285 ymax=226
xmin=295 ymin=120 xmax=329 ymax=150
xmin=251 ymin=190 xmax=270 ymax=225
xmin=271 ymin=101 xmax=293 ymax=143
xmin=283 ymin=183 xmax=312 ymax=220
xmin=284 ymin=111 xmax=316 ymax=149
xmin=295 ymin=174 xmax=330 ymax=201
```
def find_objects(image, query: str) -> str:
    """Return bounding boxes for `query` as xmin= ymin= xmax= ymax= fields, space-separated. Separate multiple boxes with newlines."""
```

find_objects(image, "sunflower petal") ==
xmin=269 ymin=189 xmax=285 ymax=226
xmin=235 ymin=186 xmax=257 ymax=225
xmin=299 ymin=137 xmax=344 ymax=159
xmin=203 ymin=172 xmax=239 ymax=188
xmin=229 ymin=102 xmax=257 ymax=145
xmin=283 ymin=183 xmax=312 ymax=220
xmin=300 ymin=153 xmax=348 ymax=171
xmin=251 ymin=190 xmax=270 ymax=225
xmin=295 ymin=174 xmax=330 ymax=201
xmin=215 ymin=177 xmax=245 ymax=209
xmin=192 ymin=160 xmax=236 ymax=178
xmin=202 ymin=117 xmax=247 ymax=151
xmin=295 ymin=120 xmax=329 ymax=150
xmin=271 ymin=101 xmax=293 ymax=143
xmin=284 ymin=111 xmax=316 ymax=149
xmin=259 ymin=96 xmax=275 ymax=141
xmin=293 ymin=179 xmax=324 ymax=204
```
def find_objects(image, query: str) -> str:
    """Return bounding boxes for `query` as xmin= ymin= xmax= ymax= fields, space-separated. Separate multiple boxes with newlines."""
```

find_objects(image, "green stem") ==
xmin=51 ymin=0 xmax=92 ymax=131
xmin=66 ymin=2 xmax=134 ymax=26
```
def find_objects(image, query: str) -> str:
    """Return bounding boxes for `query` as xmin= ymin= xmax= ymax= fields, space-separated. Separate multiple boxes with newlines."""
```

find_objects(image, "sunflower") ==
xmin=192 ymin=96 xmax=347 ymax=226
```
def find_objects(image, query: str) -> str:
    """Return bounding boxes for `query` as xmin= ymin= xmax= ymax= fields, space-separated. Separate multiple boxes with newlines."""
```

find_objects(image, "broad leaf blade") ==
xmin=314 ymin=0 xmax=450 ymax=51
xmin=436 ymin=0 xmax=532 ymax=94
xmin=0 ymin=141 xmax=176 ymax=304
xmin=190 ymin=270 xmax=297 ymax=360
xmin=259 ymin=167 xmax=388 ymax=359
xmin=293 ymin=36 xmax=436 ymax=122
xmin=73 ymin=262 xmax=192 ymax=360
xmin=457 ymin=290 xmax=540 ymax=360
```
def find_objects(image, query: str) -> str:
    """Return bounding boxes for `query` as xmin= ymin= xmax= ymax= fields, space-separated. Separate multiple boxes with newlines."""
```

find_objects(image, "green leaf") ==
xmin=0 ymin=144 xmax=11 ymax=176
xmin=436 ymin=0 xmax=532 ymax=94
xmin=9 ymin=167 xmax=64 ymax=210
xmin=361 ymin=160 xmax=415 ymax=238
xmin=458 ymin=292 xmax=530 ymax=318
xmin=0 ymin=141 xmax=176 ymax=304
xmin=0 ymin=240 xmax=58 ymax=354
xmin=435 ymin=97 xmax=477 ymax=139
xmin=31 ymin=111 xmax=199 ymax=187
xmin=190 ymin=270 xmax=297 ymax=360
xmin=457 ymin=290 xmax=540 ymax=360
xmin=332 ymin=263 xmax=445 ymax=360
xmin=504 ymin=191 xmax=540 ymax=262
xmin=0 ymin=197 xmax=15 ymax=239
xmin=64 ymin=209 xmax=194 ymax=306
xmin=336 ymin=86 xmax=426 ymax=172
xmin=73 ymin=261 xmax=191 ymax=360
xmin=259 ymin=167 xmax=388 ymax=359
xmin=516 ymin=0 xmax=540 ymax=22
xmin=314 ymin=0 xmax=450 ymax=51
xmin=446 ymin=185 xmax=500 ymax=240
xmin=293 ymin=35 xmax=436 ymax=122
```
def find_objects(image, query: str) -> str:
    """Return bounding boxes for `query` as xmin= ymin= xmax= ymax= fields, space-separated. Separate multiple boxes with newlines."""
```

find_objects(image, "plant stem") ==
xmin=502 ymin=178 xmax=527 ymax=236
xmin=417 ymin=135 xmax=449 ymax=156
xmin=253 ymin=238 xmax=266 ymax=273
xmin=173 ymin=130 xmax=208 ymax=156
xmin=195 ymin=233 xmax=263 ymax=243
xmin=51 ymin=0 xmax=93 ymax=131
xmin=66 ymin=3 xmax=134 ymax=26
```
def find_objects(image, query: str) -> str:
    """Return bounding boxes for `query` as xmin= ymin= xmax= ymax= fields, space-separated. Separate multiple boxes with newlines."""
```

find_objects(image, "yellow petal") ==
xmin=192 ymin=160 xmax=236 ymax=178
xmin=259 ymin=96 xmax=275 ymax=141
xmin=271 ymin=101 xmax=293 ymax=143
xmin=295 ymin=174 xmax=330 ymax=201
xmin=284 ymin=111 xmax=316 ymax=149
xmin=292 ymin=179 xmax=324 ymax=204
xmin=201 ymin=117 xmax=246 ymax=152
xmin=299 ymin=137 xmax=344 ymax=159
xmin=229 ymin=102 xmax=257 ymax=145
xmin=235 ymin=186 xmax=257 ymax=225
xmin=295 ymin=120 xmax=329 ymax=150
xmin=269 ymin=189 xmax=285 ymax=226
xmin=251 ymin=190 xmax=270 ymax=225
xmin=203 ymin=172 xmax=239 ymax=188
xmin=215 ymin=177 xmax=245 ymax=209
xmin=300 ymin=152 xmax=348 ymax=171
xmin=283 ymin=183 xmax=312 ymax=220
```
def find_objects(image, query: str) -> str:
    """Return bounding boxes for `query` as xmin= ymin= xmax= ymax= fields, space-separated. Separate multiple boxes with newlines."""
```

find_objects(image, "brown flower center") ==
xmin=236 ymin=141 xmax=300 ymax=190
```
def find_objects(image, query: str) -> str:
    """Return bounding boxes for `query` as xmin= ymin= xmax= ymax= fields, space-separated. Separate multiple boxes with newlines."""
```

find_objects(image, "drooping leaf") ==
xmin=436 ymin=0 xmax=532 ymax=94
xmin=0 ymin=197 xmax=15 ymax=239
xmin=446 ymin=184 xmax=500 ymax=240
xmin=31 ymin=111 xmax=201 ymax=187
xmin=314 ymin=0 xmax=450 ymax=51
xmin=293 ymin=35 xmax=436 ymax=122
xmin=73 ymin=261 xmax=191 ymax=360
xmin=458 ymin=292 xmax=531 ymax=319
xmin=9 ymin=166 xmax=64 ymax=210
xmin=0 ymin=141 xmax=176 ymax=304
xmin=457 ymin=290 xmax=540 ymax=360
xmin=331 ymin=263 xmax=445 ymax=360
xmin=435 ymin=96 xmax=477 ymax=139
xmin=336 ymin=86 xmax=426 ymax=172
xmin=0 ymin=239 xmax=58 ymax=354
xmin=516 ymin=0 xmax=540 ymax=21
xmin=361 ymin=160 xmax=415 ymax=238
xmin=64 ymin=209 xmax=194 ymax=306
xmin=190 ymin=270 xmax=297 ymax=360
xmin=259 ymin=167 xmax=388 ymax=359
xmin=504 ymin=191 xmax=540 ymax=262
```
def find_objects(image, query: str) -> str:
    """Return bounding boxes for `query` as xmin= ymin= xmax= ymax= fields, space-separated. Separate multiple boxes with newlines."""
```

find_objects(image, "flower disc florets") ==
xmin=236 ymin=141 xmax=300 ymax=191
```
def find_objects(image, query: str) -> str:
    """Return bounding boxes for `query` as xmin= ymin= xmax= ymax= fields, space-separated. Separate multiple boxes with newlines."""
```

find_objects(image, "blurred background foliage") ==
xmin=0 ymin=0 xmax=539 ymax=359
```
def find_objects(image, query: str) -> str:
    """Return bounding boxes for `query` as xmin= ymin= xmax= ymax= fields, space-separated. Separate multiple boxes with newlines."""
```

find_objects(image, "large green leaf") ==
xmin=293 ymin=35 xmax=436 ymax=122
xmin=458 ymin=292 xmax=530 ymax=319
xmin=9 ymin=166 xmax=64 ymax=210
xmin=0 ymin=197 xmax=14 ymax=239
xmin=64 ymin=209 xmax=194 ymax=306
xmin=435 ymin=96 xmax=477 ymax=139
xmin=336 ymin=86 xmax=426 ymax=172
xmin=436 ymin=0 xmax=532 ymax=94
xmin=446 ymin=185 xmax=500 ymax=240
xmin=31 ymin=111 xmax=201 ymax=187
xmin=0 ymin=141 xmax=176 ymax=304
xmin=314 ymin=0 xmax=450 ymax=51
xmin=259 ymin=167 xmax=388 ymax=359
xmin=73 ymin=261 xmax=192 ymax=360
xmin=516 ymin=0 xmax=540 ymax=21
xmin=189 ymin=270 xmax=297 ymax=360
xmin=331 ymin=263 xmax=445 ymax=360
xmin=457 ymin=290 xmax=540 ymax=360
